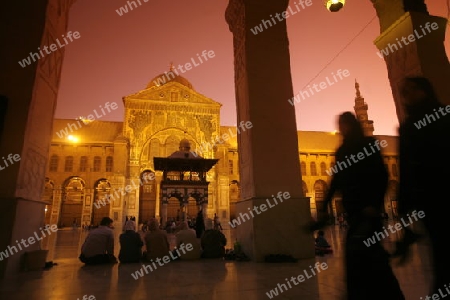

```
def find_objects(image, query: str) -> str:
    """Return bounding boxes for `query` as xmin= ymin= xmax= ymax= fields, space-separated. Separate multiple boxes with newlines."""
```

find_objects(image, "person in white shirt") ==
xmin=79 ymin=217 xmax=117 ymax=265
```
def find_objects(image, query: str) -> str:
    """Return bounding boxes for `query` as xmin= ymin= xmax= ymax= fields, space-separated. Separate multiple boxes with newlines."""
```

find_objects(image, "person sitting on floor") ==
xmin=144 ymin=219 xmax=170 ymax=262
xmin=119 ymin=220 xmax=143 ymax=263
xmin=201 ymin=229 xmax=227 ymax=258
xmin=79 ymin=217 xmax=117 ymax=265
xmin=315 ymin=230 xmax=333 ymax=256
xmin=174 ymin=221 xmax=202 ymax=260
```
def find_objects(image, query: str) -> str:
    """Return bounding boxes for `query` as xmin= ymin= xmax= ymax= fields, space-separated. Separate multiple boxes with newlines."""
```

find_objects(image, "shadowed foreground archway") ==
xmin=0 ymin=0 xmax=448 ymax=278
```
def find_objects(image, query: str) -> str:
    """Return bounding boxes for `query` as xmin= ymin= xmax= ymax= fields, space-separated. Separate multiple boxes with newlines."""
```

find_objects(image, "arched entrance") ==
xmin=92 ymin=179 xmax=111 ymax=226
xmin=60 ymin=176 xmax=85 ymax=228
xmin=139 ymin=170 xmax=157 ymax=223
xmin=229 ymin=180 xmax=240 ymax=220
xmin=314 ymin=180 xmax=330 ymax=222
xmin=387 ymin=180 xmax=399 ymax=219
xmin=167 ymin=190 xmax=183 ymax=222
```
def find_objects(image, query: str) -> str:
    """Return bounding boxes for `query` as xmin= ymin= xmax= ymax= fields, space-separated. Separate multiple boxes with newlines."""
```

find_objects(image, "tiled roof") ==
xmin=51 ymin=120 xmax=398 ymax=155
xmin=297 ymin=131 xmax=341 ymax=153
xmin=52 ymin=119 xmax=123 ymax=143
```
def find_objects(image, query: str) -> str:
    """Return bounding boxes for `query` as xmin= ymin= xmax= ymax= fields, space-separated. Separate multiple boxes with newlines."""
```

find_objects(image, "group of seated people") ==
xmin=79 ymin=216 xmax=226 ymax=265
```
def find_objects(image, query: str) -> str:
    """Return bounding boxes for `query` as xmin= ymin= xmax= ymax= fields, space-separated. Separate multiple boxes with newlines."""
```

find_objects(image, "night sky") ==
xmin=54 ymin=0 xmax=450 ymax=136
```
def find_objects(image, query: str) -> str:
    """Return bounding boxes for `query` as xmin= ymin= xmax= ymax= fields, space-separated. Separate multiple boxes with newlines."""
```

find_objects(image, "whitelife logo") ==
xmin=18 ymin=31 xmax=81 ymax=68
xmin=131 ymin=243 xmax=194 ymax=279
xmin=250 ymin=0 xmax=313 ymax=35
xmin=288 ymin=69 xmax=350 ymax=106
xmin=363 ymin=210 xmax=425 ymax=247
xmin=414 ymin=105 xmax=450 ymax=129
xmin=192 ymin=121 xmax=253 ymax=157
xmin=55 ymin=102 xmax=119 ymax=139
xmin=326 ymin=139 xmax=388 ymax=176
xmin=0 ymin=225 xmax=58 ymax=261
xmin=152 ymin=51 xmax=215 ymax=87
xmin=376 ymin=22 xmax=439 ymax=58
xmin=94 ymin=173 xmax=155 ymax=209
xmin=266 ymin=262 xmax=328 ymax=298
xmin=116 ymin=0 xmax=149 ymax=16
xmin=228 ymin=191 xmax=290 ymax=228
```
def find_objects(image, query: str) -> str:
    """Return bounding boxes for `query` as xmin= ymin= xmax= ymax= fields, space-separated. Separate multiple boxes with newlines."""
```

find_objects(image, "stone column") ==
xmin=161 ymin=188 xmax=168 ymax=225
xmin=225 ymin=0 xmax=314 ymax=261
xmin=155 ymin=172 xmax=162 ymax=219
xmin=0 ymin=0 xmax=77 ymax=278
xmin=371 ymin=0 xmax=450 ymax=122
xmin=50 ymin=186 xmax=62 ymax=226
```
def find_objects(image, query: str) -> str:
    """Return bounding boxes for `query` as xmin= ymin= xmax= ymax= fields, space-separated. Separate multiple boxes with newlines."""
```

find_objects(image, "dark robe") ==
xmin=324 ymin=136 xmax=405 ymax=300
xmin=398 ymin=101 xmax=450 ymax=295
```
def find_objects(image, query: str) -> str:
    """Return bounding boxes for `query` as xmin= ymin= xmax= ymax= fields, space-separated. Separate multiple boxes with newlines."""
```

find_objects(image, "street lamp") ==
xmin=67 ymin=135 xmax=79 ymax=142
xmin=325 ymin=0 xmax=345 ymax=12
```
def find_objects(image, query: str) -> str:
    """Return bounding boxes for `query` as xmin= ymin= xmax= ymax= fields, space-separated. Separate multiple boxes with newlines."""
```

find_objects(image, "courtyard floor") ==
xmin=0 ymin=222 xmax=432 ymax=300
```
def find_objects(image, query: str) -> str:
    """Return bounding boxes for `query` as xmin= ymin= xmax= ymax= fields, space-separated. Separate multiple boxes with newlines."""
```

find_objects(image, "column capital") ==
xmin=225 ymin=0 xmax=290 ymax=34
xmin=371 ymin=0 xmax=429 ymax=32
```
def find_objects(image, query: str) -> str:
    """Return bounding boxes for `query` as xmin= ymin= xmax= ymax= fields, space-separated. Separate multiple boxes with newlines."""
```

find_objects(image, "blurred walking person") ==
xmin=395 ymin=76 xmax=450 ymax=295
xmin=314 ymin=112 xmax=404 ymax=300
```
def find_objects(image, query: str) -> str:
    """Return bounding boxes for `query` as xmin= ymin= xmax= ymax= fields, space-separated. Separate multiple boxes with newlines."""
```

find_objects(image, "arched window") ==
xmin=314 ymin=180 xmax=327 ymax=202
xmin=64 ymin=156 xmax=73 ymax=172
xmin=301 ymin=161 xmax=306 ymax=176
xmin=93 ymin=156 xmax=101 ymax=172
xmin=320 ymin=162 xmax=327 ymax=176
xmin=106 ymin=156 xmax=113 ymax=172
xmin=79 ymin=156 xmax=88 ymax=172
xmin=310 ymin=162 xmax=317 ymax=176
xmin=49 ymin=155 xmax=59 ymax=172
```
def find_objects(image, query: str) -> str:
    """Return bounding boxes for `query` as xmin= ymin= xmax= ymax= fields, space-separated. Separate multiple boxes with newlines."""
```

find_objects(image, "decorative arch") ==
xmin=300 ymin=161 xmax=306 ymax=176
xmin=166 ymin=189 xmax=184 ymax=223
xmin=60 ymin=176 xmax=86 ymax=227
xmin=310 ymin=162 xmax=317 ymax=176
xmin=320 ymin=162 xmax=327 ymax=176
xmin=92 ymin=178 xmax=111 ymax=226
xmin=313 ymin=180 xmax=329 ymax=221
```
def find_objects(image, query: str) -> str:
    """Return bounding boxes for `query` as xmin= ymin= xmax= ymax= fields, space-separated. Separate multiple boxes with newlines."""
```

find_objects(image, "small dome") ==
xmin=179 ymin=139 xmax=191 ymax=151
xmin=168 ymin=139 xmax=202 ymax=158
xmin=146 ymin=65 xmax=194 ymax=90
xmin=168 ymin=151 xmax=202 ymax=159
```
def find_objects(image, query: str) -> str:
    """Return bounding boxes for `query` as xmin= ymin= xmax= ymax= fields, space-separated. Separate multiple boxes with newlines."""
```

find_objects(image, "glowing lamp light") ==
xmin=67 ymin=135 xmax=79 ymax=142
xmin=325 ymin=0 xmax=345 ymax=12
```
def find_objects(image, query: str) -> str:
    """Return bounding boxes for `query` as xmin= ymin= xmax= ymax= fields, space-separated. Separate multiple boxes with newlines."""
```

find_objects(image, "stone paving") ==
xmin=0 ymin=223 xmax=432 ymax=300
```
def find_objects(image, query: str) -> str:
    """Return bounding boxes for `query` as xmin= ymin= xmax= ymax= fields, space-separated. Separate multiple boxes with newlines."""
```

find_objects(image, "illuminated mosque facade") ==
xmin=42 ymin=71 xmax=399 ymax=228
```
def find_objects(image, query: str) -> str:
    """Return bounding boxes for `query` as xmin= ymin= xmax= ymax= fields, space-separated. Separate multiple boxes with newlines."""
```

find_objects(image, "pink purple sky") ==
xmin=55 ymin=0 xmax=450 ymax=136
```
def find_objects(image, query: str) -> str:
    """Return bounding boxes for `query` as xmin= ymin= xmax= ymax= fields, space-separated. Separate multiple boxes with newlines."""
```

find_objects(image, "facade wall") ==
xmin=44 ymin=77 xmax=400 ymax=227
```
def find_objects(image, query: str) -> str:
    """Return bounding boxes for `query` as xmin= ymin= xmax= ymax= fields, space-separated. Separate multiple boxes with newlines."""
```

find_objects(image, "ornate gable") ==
xmin=124 ymin=81 xmax=222 ymax=107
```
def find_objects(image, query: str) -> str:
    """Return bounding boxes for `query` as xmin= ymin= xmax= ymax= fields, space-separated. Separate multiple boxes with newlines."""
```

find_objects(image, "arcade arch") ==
xmin=60 ymin=176 xmax=85 ymax=227
xmin=92 ymin=179 xmax=111 ymax=226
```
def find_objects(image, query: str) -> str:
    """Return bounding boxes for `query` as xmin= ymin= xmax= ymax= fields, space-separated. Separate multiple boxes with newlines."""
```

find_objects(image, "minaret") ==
xmin=353 ymin=80 xmax=374 ymax=136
